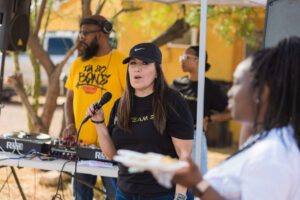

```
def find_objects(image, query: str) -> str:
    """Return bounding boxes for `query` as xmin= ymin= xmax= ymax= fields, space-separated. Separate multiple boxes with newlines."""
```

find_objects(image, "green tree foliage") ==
xmin=185 ymin=6 xmax=262 ymax=47
xmin=122 ymin=2 xmax=183 ymax=37
xmin=123 ymin=2 xmax=264 ymax=47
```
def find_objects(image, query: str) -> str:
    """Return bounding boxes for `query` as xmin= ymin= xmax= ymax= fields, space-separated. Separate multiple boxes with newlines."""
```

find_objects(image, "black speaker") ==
xmin=264 ymin=0 xmax=300 ymax=47
xmin=0 ymin=0 xmax=31 ymax=51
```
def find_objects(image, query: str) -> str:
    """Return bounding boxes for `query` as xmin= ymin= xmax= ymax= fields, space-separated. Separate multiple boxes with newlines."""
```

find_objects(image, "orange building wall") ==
xmin=118 ymin=3 xmax=246 ymax=84
xmin=47 ymin=1 xmax=265 ymax=145
xmin=46 ymin=0 xmax=123 ymax=31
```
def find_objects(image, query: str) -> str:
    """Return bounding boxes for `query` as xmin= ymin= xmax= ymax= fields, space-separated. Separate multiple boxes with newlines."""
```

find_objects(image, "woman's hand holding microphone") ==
xmin=85 ymin=92 xmax=112 ymax=125
xmin=86 ymin=103 xmax=105 ymax=124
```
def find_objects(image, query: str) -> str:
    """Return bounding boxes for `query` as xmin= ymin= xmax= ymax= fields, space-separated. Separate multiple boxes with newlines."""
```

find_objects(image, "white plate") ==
xmin=113 ymin=150 xmax=188 ymax=173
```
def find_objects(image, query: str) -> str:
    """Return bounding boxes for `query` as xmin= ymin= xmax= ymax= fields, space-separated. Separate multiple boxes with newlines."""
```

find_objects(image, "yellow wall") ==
xmin=46 ymin=0 xmax=81 ymax=31
xmin=47 ymin=1 xmax=265 ymax=145
xmin=118 ymin=4 xmax=265 ymax=145
xmin=118 ymin=3 xmax=247 ymax=84
xmin=46 ymin=0 xmax=123 ymax=31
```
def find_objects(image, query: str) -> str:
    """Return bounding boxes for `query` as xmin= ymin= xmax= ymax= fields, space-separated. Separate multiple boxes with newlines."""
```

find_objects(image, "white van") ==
xmin=1 ymin=31 xmax=78 ymax=100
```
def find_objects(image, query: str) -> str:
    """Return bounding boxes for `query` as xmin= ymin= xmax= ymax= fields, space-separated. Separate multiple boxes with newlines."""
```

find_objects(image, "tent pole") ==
xmin=194 ymin=0 xmax=208 ymax=170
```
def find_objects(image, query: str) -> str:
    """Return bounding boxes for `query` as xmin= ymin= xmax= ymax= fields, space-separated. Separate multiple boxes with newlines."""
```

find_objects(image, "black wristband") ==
xmin=91 ymin=119 xmax=105 ymax=124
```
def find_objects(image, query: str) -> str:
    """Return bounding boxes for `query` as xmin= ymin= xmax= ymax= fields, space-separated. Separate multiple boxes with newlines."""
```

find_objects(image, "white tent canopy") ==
xmin=129 ymin=0 xmax=266 ymax=6
xmin=129 ymin=0 xmax=267 ymax=167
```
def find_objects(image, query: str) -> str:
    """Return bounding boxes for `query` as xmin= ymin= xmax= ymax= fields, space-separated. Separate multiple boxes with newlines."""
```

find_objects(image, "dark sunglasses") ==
xmin=79 ymin=29 xmax=101 ymax=38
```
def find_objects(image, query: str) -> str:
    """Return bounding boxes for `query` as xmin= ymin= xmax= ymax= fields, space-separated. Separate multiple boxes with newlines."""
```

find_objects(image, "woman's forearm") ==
xmin=175 ymin=184 xmax=188 ymax=199
xmin=173 ymin=139 xmax=193 ymax=199
xmin=95 ymin=123 xmax=117 ymax=160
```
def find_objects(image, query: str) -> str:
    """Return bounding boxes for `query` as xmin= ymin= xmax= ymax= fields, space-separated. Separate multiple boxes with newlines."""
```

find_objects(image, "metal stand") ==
xmin=0 ymin=166 xmax=27 ymax=200
xmin=11 ymin=167 xmax=27 ymax=200
xmin=0 ymin=49 xmax=6 ymax=115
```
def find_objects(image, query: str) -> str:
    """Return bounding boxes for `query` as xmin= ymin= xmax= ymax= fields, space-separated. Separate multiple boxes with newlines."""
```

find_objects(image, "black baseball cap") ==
xmin=123 ymin=43 xmax=162 ymax=64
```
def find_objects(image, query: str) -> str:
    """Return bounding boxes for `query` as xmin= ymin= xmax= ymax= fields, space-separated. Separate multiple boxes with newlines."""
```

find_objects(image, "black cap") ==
xmin=123 ymin=43 xmax=162 ymax=64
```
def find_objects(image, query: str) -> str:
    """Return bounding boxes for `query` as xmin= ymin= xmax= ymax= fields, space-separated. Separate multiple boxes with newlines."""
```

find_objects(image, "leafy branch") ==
xmin=185 ymin=6 xmax=262 ymax=47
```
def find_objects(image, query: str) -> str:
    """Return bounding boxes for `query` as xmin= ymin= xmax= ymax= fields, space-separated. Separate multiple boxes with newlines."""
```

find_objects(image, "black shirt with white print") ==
xmin=172 ymin=76 xmax=228 ymax=126
xmin=107 ymin=89 xmax=194 ymax=197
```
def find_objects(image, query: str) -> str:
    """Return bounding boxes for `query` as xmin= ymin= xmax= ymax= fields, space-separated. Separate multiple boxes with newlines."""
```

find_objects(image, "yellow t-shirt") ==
xmin=65 ymin=50 xmax=127 ymax=144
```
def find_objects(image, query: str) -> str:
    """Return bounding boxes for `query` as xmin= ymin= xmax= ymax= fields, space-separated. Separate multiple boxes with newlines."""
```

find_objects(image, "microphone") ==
xmin=81 ymin=92 xmax=112 ymax=124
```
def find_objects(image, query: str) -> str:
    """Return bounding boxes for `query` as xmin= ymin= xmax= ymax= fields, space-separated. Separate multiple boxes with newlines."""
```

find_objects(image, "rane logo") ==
xmin=6 ymin=141 xmax=23 ymax=151
xmin=95 ymin=151 xmax=106 ymax=160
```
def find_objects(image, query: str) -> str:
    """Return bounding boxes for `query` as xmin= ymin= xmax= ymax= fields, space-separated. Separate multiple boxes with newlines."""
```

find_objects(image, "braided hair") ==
xmin=250 ymin=36 xmax=300 ymax=148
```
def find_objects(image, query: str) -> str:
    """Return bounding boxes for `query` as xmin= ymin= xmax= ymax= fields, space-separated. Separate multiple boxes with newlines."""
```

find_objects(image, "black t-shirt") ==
xmin=107 ymin=89 xmax=194 ymax=197
xmin=172 ymin=76 xmax=228 ymax=125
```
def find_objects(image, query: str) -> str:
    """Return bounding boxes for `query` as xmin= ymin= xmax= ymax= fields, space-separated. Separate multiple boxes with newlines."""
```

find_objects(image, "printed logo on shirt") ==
xmin=182 ymin=94 xmax=197 ymax=101
xmin=76 ymin=64 xmax=111 ymax=94
xmin=131 ymin=114 xmax=154 ymax=123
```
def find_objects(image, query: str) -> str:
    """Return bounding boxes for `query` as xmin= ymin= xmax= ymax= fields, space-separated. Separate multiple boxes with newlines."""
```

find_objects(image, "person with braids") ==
xmin=172 ymin=46 xmax=230 ymax=174
xmin=86 ymin=43 xmax=195 ymax=200
xmin=170 ymin=37 xmax=300 ymax=200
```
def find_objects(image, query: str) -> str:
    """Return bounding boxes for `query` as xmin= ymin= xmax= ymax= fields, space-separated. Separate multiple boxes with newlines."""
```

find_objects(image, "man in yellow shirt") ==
xmin=64 ymin=15 xmax=127 ymax=200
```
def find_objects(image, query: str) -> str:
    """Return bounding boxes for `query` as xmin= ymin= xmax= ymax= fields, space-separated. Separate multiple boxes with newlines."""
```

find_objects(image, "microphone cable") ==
xmin=74 ymin=91 xmax=112 ymax=199
xmin=74 ymin=119 xmax=85 ymax=200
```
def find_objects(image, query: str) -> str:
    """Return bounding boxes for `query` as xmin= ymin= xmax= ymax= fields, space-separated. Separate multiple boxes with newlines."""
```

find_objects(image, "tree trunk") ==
xmin=40 ymin=38 xmax=78 ymax=131
xmin=152 ymin=18 xmax=190 ymax=47
xmin=82 ymin=0 xmax=92 ymax=18
xmin=7 ymin=74 xmax=47 ymax=133
xmin=41 ymin=69 xmax=60 ymax=133
xmin=8 ymin=0 xmax=90 ymax=134
xmin=28 ymin=34 xmax=54 ymax=77
xmin=28 ymin=50 xmax=41 ymax=110
xmin=28 ymin=50 xmax=42 ymax=132
xmin=12 ymin=52 xmax=21 ymax=72
xmin=95 ymin=0 xmax=106 ymax=15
